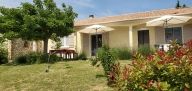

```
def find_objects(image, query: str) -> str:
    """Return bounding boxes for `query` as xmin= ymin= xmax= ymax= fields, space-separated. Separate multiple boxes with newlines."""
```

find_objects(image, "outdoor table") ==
xmin=49 ymin=49 xmax=78 ymax=59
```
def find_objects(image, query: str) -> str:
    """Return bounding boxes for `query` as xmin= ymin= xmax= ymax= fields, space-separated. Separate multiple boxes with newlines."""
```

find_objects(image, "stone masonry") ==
xmin=8 ymin=38 xmax=43 ymax=60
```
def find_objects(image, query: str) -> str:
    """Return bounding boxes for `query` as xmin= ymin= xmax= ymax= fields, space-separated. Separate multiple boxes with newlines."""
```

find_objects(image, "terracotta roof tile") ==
xmin=75 ymin=8 xmax=192 ymax=26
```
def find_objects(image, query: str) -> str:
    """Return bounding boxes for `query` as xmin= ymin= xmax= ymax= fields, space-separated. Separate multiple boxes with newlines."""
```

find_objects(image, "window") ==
xmin=60 ymin=37 xmax=69 ymax=47
xmin=165 ymin=27 xmax=182 ymax=43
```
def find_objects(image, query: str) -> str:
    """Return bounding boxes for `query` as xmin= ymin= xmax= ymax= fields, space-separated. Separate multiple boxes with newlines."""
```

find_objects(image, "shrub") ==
xmin=111 ymin=40 xmax=192 ymax=90
xmin=113 ymin=48 xmax=132 ymax=60
xmin=49 ymin=54 xmax=63 ymax=63
xmin=14 ymin=55 xmax=28 ymax=64
xmin=0 ymin=48 xmax=8 ymax=64
xmin=91 ymin=45 xmax=118 ymax=85
xmin=39 ymin=53 xmax=63 ymax=63
xmin=14 ymin=52 xmax=41 ymax=64
xmin=138 ymin=45 xmax=154 ymax=57
xmin=27 ymin=52 xmax=42 ymax=64
xmin=14 ymin=52 xmax=63 ymax=64
xmin=77 ymin=52 xmax=87 ymax=60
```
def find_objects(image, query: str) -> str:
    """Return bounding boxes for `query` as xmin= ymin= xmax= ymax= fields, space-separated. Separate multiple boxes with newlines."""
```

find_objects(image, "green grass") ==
xmin=0 ymin=60 xmax=131 ymax=91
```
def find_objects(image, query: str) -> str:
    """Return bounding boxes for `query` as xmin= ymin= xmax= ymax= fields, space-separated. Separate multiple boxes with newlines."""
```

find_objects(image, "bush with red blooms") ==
xmin=110 ymin=40 xmax=192 ymax=91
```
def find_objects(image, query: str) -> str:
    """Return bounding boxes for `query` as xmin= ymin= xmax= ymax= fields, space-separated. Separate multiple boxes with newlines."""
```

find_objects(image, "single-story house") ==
xmin=74 ymin=8 xmax=192 ymax=57
xmin=6 ymin=7 xmax=192 ymax=59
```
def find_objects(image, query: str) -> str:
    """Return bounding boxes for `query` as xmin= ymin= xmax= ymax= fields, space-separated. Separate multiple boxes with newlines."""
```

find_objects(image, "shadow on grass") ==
xmin=0 ymin=62 xmax=17 ymax=66
xmin=64 ymin=64 xmax=72 ymax=69
xmin=0 ymin=60 xmax=86 ymax=66
xmin=65 ymin=66 xmax=72 ymax=69
xmin=0 ymin=62 xmax=54 ymax=66
xmin=96 ymin=74 xmax=106 ymax=78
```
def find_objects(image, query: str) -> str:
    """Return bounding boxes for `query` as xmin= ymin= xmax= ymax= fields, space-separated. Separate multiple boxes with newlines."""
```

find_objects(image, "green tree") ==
xmin=182 ymin=4 xmax=187 ymax=8
xmin=0 ymin=0 xmax=77 ymax=54
xmin=175 ymin=0 xmax=187 ymax=9
xmin=176 ymin=0 xmax=181 ymax=9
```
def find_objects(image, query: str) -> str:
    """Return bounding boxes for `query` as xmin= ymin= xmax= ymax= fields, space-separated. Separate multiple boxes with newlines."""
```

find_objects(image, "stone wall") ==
xmin=9 ymin=39 xmax=43 ymax=60
xmin=8 ymin=33 xmax=75 ymax=60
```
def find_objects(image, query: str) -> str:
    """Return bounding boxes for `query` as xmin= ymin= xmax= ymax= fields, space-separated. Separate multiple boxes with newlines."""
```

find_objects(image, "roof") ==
xmin=75 ymin=8 xmax=192 ymax=26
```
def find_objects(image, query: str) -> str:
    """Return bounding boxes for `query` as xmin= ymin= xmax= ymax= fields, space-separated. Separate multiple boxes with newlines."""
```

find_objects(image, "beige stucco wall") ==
xmin=102 ymin=32 xmax=109 ymax=45
xmin=82 ymin=33 xmax=91 ymax=57
xmin=77 ymin=25 xmax=158 ymax=57
xmin=76 ymin=32 xmax=83 ymax=54
xmin=183 ymin=24 xmax=192 ymax=43
xmin=108 ymin=27 xmax=129 ymax=48
xmin=154 ymin=27 xmax=166 ymax=44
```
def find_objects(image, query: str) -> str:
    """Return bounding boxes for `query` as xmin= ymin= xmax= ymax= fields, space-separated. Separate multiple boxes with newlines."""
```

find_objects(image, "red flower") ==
xmin=175 ymin=49 xmax=184 ymax=58
xmin=185 ymin=40 xmax=192 ymax=49
xmin=147 ymin=55 xmax=154 ymax=61
xmin=157 ymin=50 xmax=165 ymax=58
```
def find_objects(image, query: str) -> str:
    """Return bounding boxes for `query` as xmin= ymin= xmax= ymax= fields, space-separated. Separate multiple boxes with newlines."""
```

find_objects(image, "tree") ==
xmin=0 ymin=0 xmax=77 ymax=54
xmin=175 ymin=0 xmax=187 ymax=9
xmin=176 ymin=0 xmax=181 ymax=9
xmin=182 ymin=4 xmax=187 ymax=8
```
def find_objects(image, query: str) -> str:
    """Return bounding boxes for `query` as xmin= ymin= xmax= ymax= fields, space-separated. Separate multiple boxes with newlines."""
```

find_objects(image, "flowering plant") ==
xmin=111 ymin=40 xmax=192 ymax=91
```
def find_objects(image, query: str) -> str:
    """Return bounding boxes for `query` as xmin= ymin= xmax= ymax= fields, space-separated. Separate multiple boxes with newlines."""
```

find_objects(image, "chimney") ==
xmin=89 ymin=15 xmax=94 ymax=19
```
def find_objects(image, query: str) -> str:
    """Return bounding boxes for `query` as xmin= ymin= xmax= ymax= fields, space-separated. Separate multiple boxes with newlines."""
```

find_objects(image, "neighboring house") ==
xmin=74 ymin=8 xmax=192 ymax=57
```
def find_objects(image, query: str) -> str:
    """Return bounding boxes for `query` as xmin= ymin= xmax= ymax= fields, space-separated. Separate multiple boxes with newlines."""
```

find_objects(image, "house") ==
xmin=74 ymin=8 xmax=192 ymax=57
xmin=6 ymin=8 xmax=192 ymax=60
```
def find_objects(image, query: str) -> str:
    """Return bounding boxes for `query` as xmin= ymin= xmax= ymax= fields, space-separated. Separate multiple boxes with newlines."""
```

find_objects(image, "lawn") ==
xmin=0 ymin=60 xmax=130 ymax=91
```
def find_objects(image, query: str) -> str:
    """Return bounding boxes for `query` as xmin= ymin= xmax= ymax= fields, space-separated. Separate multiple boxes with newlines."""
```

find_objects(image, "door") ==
xmin=91 ymin=34 xmax=102 ymax=56
xmin=138 ymin=30 xmax=149 ymax=47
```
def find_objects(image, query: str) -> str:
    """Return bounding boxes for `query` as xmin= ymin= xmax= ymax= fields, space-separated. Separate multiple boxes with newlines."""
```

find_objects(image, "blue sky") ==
xmin=0 ymin=0 xmax=192 ymax=19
